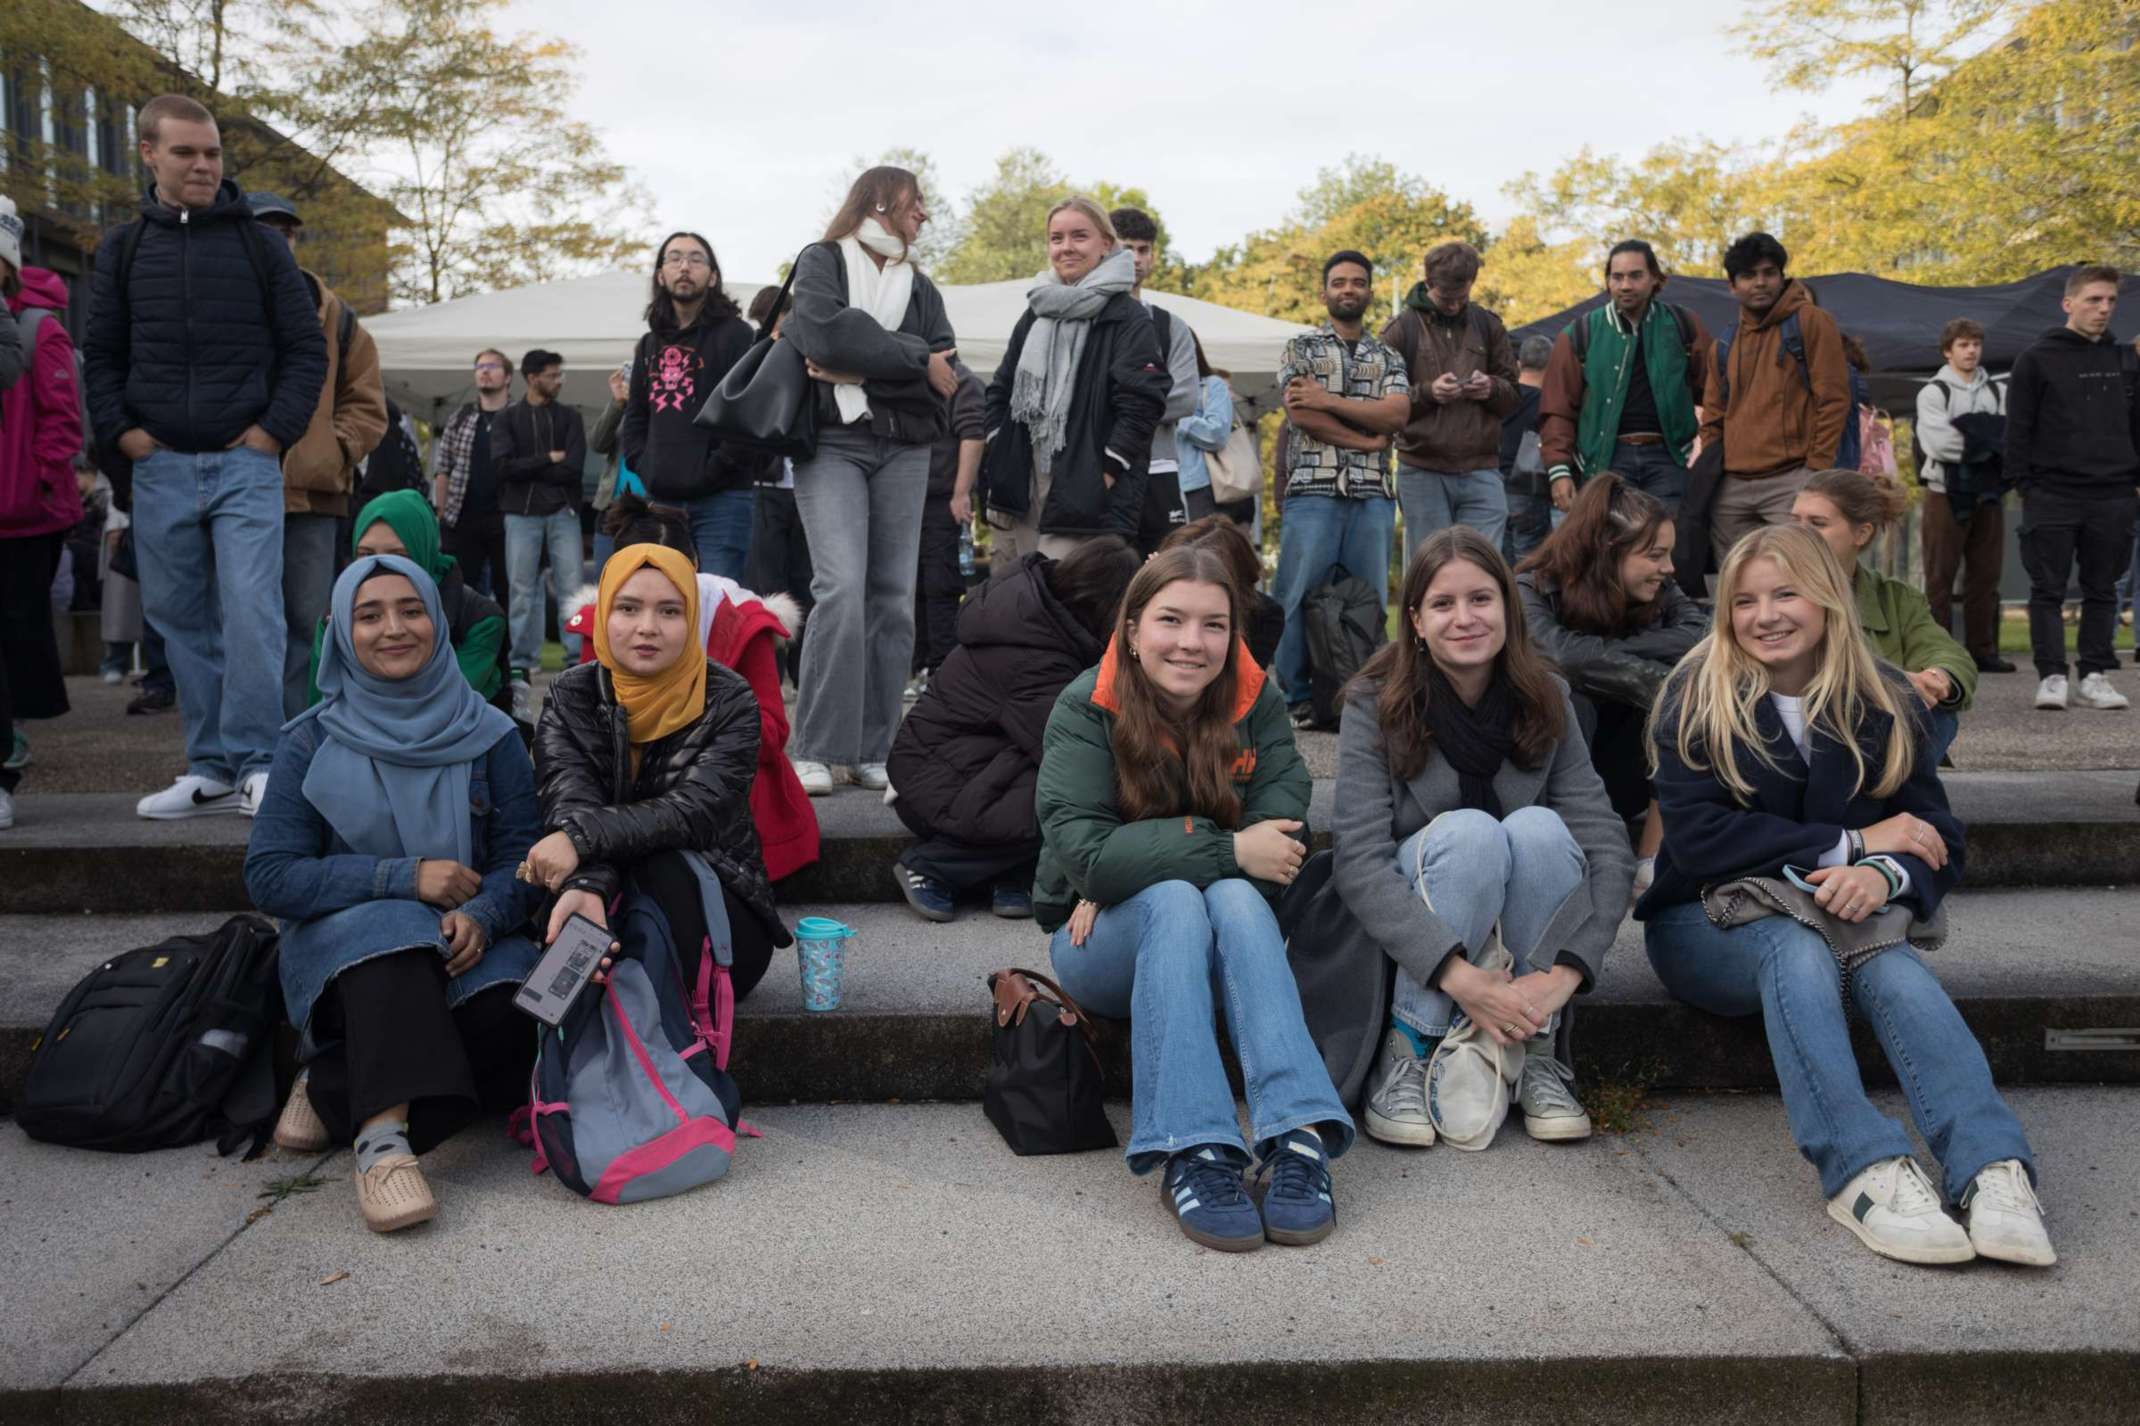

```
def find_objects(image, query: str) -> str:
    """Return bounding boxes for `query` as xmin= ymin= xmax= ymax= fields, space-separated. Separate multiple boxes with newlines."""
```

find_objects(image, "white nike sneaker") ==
xmin=2073 ymin=672 xmax=2130 ymax=711
xmin=2033 ymin=674 xmax=2068 ymax=710
xmin=1962 ymin=1159 xmax=2056 ymax=1266
xmin=791 ymin=757 xmax=834 ymax=797
xmin=238 ymin=770 xmax=270 ymax=817
xmin=1827 ymin=1156 xmax=1974 ymax=1265
xmin=137 ymin=774 xmax=241 ymax=820
xmin=854 ymin=762 xmax=890 ymax=792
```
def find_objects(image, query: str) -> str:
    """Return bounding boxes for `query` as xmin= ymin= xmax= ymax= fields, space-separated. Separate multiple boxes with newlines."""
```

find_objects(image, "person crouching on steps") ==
xmin=1290 ymin=528 xmax=1631 ymax=1154
xmin=1035 ymin=545 xmax=1353 ymax=1252
xmin=1639 ymin=525 xmax=2052 ymax=1268
xmin=244 ymin=555 xmax=542 ymax=1233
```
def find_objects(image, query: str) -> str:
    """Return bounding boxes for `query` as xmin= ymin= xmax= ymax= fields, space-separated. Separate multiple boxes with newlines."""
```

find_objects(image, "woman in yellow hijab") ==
xmin=525 ymin=543 xmax=792 ymax=1000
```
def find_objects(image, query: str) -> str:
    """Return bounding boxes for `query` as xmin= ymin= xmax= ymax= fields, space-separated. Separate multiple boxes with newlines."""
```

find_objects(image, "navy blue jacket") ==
xmin=1636 ymin=675 xmax=1963 ymax=920
xmin=83 ymin=180 xmax=327 ymax=455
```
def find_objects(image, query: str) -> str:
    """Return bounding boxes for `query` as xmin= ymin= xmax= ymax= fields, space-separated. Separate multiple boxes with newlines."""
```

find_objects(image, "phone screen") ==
xmin=514 ymin=913 xmax=611 ymax=1026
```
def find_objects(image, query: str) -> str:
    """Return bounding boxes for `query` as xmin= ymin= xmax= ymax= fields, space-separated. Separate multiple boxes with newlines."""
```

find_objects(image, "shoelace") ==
xmin=1172 ymin=1153 xmax=1251 ymax=1213
xmin=1378 ymin=1051 xmax=1428 ymax=1117
xmin=1884 ymin=1159 xmax=1944 ymax=1217
xmin=1970 ymin=1161 xmax=2042 ymax=1215
xmin=1262 ymin=1137 xmax=1330 ymax=1204
xmin=1521 ymin=1051 xmax=1582 ymax=1116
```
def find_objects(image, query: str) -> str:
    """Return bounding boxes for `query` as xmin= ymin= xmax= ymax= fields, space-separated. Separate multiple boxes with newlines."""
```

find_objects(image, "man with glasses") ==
xmin=434 ymin=347 xmax=514 ymax=610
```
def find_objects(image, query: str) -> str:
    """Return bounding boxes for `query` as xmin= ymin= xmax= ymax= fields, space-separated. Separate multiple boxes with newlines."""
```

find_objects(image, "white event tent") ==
xmin=364 ymin=270 xmax=1314 ymax=423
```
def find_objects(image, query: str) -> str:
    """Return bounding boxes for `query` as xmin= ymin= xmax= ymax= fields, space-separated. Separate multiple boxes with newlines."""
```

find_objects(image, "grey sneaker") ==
xmin=1517 ymin=1039 xmax=1592 ymax=1142
xmin=1363 ymin=1028 xmax=1434 ymax=1147
xmin=1426 ymin=931 xmax=1524 ymax=1152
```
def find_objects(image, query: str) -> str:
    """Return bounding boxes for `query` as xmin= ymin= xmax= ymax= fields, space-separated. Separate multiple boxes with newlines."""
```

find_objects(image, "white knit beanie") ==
xmin=0 ymin=194 xmax=21 ymax=273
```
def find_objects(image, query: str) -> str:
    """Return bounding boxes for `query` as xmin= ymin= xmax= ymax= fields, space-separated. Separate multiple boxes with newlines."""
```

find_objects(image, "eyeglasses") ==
xmin=474 ymin=362 xmax=507 ymax=373
xmin=661 ymin=252 xmax=713 ymax=270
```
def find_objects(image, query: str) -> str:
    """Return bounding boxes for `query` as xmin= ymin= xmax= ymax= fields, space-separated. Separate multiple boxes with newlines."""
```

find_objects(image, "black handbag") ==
xmin=983 ymin=969 xmax=1117 ymax=1155
xmin=693 ymin=246 xmax=820 ymax=459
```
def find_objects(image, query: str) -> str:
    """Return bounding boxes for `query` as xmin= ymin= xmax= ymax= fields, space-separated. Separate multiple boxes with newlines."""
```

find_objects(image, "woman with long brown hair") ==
xmin=1290 ymin=528 xmax=1630 ymax=1155
xmin=1034 ymin=545 xmax=1351 ymax=1254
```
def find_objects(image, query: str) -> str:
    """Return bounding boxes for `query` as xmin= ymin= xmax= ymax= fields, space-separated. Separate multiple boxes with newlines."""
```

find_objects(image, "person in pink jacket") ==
xmin=0 ymin=245 xmax=87 ymax=829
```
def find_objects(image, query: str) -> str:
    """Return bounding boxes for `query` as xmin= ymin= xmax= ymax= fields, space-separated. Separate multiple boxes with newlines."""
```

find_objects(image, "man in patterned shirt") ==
xmin=1271 ymin=250 xmax=1412 ymax=723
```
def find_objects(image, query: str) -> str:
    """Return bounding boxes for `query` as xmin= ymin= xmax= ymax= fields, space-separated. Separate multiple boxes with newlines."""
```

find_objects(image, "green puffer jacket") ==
xmin=1855 ymin=565 xmax=1976 ymax=712
xmin=1032 ymin=644 xmax=1310 ymax=933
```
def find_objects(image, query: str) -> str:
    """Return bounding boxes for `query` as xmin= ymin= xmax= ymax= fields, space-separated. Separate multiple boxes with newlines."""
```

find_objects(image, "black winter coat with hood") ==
xmin=83 ymin=180 xmax=327 ymax=455
xmin=982 ymin=295 xmax=1169 ymax=539
xmin=885 ymin=552 xmax=1105 ymax=847
xmin=533 ymin=658 xmax=790 ymax=946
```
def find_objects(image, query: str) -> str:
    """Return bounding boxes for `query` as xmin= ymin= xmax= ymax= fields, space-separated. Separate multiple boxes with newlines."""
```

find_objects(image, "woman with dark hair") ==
xmin=1289 ymin=529 xmax=1630 ymax=1154
xmin=1517 ymin=471 xmax=1706 ymax=895
xmin=1037 ymin=546 xmax=1351 ymax=1252
xmin=617 ymin=231 xmax=757 ymax=581
xmin=885 ymin=536 xmax=1140 ymax=922
xmin=780 ymin=166 xmax=960 ymax=797
xmin=1792 ymin=469 xmax=1974 ymax=766
xmin=1160 ymin=514 xmax=1282 ymax=670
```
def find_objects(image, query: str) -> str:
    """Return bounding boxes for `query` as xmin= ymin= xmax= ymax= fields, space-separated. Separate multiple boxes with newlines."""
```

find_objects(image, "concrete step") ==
xmin=3 ymin=1087 xmax=2134 ymax=1423
xmin=2 ymin=769 xmax=2136 ymax=916
xmin=6 ymin=888 xmax=2136 ymax=1112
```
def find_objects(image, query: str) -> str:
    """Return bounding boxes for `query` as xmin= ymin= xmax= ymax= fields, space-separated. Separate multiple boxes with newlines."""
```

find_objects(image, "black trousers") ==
xmin=2019 ymin=485 xmax=2138 ymax=679
xmin=747 ymin=487 xmax=814 ymax=685
xmin=0 ymin=531 xmax=70 ymax=793
xmin=899 ymin=834 xmax=1041 ymax=896
xmin=1571 ymin=691 xmax=1653 ymax=825
xmin=912 ymin=494 xmax=964 ymax=675
xmin=307 ymin=950 xmax=534 ymax=1153
xmin=443 ymin=509 xmax=508 ymax=602
xmin=1135 ymin=468 xmax=1185 ymax=557
xmin=631 ymin=850 xmax=778 ymax=1002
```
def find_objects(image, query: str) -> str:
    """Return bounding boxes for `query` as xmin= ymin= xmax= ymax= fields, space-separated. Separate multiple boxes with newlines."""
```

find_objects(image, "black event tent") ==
xmin=1508 ymin=266 xmax=2140 ymax=411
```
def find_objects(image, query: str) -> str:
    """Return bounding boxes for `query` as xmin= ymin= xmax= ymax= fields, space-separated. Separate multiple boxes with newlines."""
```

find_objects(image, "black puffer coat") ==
xmin=82 ymin=180 xmax=327 ymax=454
xmin=886 ymin=553 xmax=1103 ymax=846
xmin=533 ymin=659 xmax=789 ymax=946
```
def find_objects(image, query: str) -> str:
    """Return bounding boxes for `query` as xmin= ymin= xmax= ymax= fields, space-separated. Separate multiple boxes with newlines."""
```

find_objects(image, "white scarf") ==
xmin=1011 ymin=246 xmax=1137 ymax=475
xmin=833 ymin=218 xmax=916 ymax=425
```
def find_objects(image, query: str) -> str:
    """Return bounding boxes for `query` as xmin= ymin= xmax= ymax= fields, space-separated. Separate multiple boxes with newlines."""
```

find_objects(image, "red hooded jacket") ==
xmin=2 ymin=267 xmax=86 ymax=539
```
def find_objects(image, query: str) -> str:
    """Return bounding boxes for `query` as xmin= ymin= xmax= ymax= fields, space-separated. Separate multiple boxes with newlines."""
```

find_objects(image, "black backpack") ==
xmin=1303 ymin=569 xmax=1387 ymax=730
xmin=18 ymin=915 xmax=283 ymax=1156
xmin=357 ymin=398 xmax=424 ymax=500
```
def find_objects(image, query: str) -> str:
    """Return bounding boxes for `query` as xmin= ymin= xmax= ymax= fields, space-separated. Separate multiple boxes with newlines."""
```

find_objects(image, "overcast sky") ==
xmin=510 ymin=0 xmax=1887 ymax=283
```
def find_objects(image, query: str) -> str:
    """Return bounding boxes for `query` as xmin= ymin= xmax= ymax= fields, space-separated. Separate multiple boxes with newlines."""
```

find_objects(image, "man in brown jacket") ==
xmin=1699 ymin=231 xmax=1852 ymax=565
xmin=249 ymin=193 xmax=388 ymax=719
xmin=1380 ymin=241 xmax=1518 ymax=560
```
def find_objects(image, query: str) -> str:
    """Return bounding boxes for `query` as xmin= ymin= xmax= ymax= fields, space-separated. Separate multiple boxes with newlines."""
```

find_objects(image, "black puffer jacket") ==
xmin=983 ymin=295 xmax=1169 ymax=539
xmin=82 ymin=180 xmax=327 ymax=454
xmin=533 ymin=659 xmax=789 ymax=946
xmin=886 ymin=553 xmax=1104 ymax=846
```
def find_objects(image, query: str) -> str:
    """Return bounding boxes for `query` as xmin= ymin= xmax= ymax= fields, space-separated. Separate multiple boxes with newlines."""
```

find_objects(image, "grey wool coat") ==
xmin=1280 ymin=676 xmax=1634 ymax=1106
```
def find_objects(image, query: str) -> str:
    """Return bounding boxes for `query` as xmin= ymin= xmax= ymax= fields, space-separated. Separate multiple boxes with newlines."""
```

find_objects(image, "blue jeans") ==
xmin=1601 ymin=441 xmax=1688 ymax=515
xmin=281 ymin=512 xmax=339 ymax=721
xmin=1398 ymin=465 xmax=1506 ymax=561
xmin=1645 ymin=902 xmax=2033 ymax=1201
xmin=130 ymin=447 xmax=286 ymax=783
xmin=686 ymin=488 xmax=755 ymax=584
xmin=1271 ymin=492 xmax=1396 ymax=706
xmin=1924 ymin=707 xmax=1960 ymax=767
xmin=1389 ymin=808 xmax=1587 ymax=1036
xmin=1503 ymin=483 xmax=1562 ymax=565
xmin=504 ymin=508 xmax=583 ymax=672
xmin=1049 ymin=879 xmax=1355 ymax=1173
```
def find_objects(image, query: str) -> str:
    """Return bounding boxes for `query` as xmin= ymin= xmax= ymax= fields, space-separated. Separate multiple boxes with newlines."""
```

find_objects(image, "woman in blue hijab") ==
xmin=245 ymin=555 xmax=543 ymax=1234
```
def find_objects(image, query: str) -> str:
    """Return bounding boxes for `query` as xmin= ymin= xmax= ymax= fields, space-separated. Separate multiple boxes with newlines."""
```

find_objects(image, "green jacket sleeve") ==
xmin=1237 ymin=679 xmax=1313 ymax=833
xmin=1890 ymin=582 xmax=1976 ymax=711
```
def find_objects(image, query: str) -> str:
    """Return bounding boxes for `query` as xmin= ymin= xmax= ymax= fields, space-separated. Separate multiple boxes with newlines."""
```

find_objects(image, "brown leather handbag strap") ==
xmin=991 ymin=967 xmax=1099 ymax=1042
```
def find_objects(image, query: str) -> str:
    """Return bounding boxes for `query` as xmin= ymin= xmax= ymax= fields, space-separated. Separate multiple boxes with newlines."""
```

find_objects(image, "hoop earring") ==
xmin=874 ymin=203 xmax=888 ymax=213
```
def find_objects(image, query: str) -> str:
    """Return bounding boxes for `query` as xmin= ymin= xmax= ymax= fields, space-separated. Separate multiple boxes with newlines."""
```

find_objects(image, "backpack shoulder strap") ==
xmin=1779 ymin=311 xmax=1810 ymax=391
xmin=1928 ymin=378 xmax=1951 ymax=409
xmin=1149 ymin=304 xmax=1174 ymax=348
xmin=1570 ymin=309 xmax=1591 ymax=362
xmin=235 ymin=219 xmax=282 ymax=344
xmin=336 ymin=301 xmax=355 ymax=367
xmin=1667 ymin=302 xmax=1696 ymax=356
xmin=1715 ymin=320 xmax=1740 ymax=406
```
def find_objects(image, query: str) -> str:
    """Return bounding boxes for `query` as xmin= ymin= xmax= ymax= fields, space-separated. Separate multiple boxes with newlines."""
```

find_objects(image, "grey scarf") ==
xmin=1011 ymin=246 xmax=1137 ymax=475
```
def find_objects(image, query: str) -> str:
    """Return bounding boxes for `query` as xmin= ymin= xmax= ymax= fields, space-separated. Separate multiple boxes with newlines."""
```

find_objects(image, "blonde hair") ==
xmin=1648 ymin=525 xmax=1914 ymax=803
xmin=1045 ymin=196 xmax=1118 ymax=247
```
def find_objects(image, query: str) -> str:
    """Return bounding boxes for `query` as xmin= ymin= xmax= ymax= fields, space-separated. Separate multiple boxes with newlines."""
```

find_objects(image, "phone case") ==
xmin=514 ymin=913 xmax=610 ymax=1026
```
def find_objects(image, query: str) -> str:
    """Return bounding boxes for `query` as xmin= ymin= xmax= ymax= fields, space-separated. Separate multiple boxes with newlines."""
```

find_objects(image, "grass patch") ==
xmin=1578 ymin=1057 xmax=1667 ymax=1135
xmin=258 ymin=1170 xmax=327 ymax=1206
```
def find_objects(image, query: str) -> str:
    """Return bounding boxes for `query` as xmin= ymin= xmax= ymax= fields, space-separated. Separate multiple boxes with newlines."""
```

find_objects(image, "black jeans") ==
xmin=2019 ymin=485 xmax=2138 ymax=678
xmin=1135 ymin=468 xmax=1185 ymax=557
xmin=1571 ymin=691 xmax=1653 ymax=825
xmin=899 ymin=834 xmax=1041 ymax=897
xmin=630 ymin=850 xmax=778 ymax=1003
xmin=747 ymin=486 xmax=814 ymax=685
xmin=306 ymin=950 xmax=534 ymax=1153
xmin=912 ymin=494 xmax=964 ymax=675
xmin=0 ymin=531 xmax=71 ymax=793
xmin=443 ymin=508 xmax=508 ymax=602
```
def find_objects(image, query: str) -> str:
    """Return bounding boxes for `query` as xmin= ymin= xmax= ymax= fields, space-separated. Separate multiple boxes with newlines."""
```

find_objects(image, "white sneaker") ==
xmin=791 ymin=757 xmax=834 ymax=797
xmin=1426 ymin=931 xmax=1524 ymax=1152
xmin=509 ymin=676 xmax=534 ymax=724
xmin=0 ymin=787 xmax=14 ymax=830
xmin=1517 ymin=1039 xmax=1592 ymax=1142
xmin=1827 ymin=1156 xmax=1975 ymax=1265
xmin=854 ymin=762 xmax=890 ymax=792
xmin=2073 ymin=672 xmax=2129 ymax=711
xmin=2034 ymin=674 xmax=2068 ymax=710
xmin=101 ymin=668 xmax=125 ymax=685
xmin=238 ymin=770 xmax=270 ymax=817
xmin=1629 ymin=855 xmax=1656 ymax=912
xmin=137 ymin=774 xmax=241 ymax=820
xmin=1963 ymin=1159 xmax=2056 ymax=1266
xmin=1363 ymin=1027 xmax=1435 ymax=1147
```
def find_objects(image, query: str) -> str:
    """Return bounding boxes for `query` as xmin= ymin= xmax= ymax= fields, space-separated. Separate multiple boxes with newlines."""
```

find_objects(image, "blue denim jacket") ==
xmin=1173 ymin=376 xmax=1235 ymax=495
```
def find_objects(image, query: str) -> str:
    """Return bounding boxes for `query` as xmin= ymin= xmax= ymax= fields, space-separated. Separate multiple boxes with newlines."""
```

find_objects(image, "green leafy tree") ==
xmin=936 ymin=148 xmax=1175 ymax=286
xmin=1729 ymin=0 xmax=2010 ymax=117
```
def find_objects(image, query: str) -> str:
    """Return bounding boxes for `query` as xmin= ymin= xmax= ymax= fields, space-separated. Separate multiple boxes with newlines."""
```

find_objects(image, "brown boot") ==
xmin=271 ymin=1072 xmax=330 ymax=1152
xmin=355 ymin=1154 xmax=436 ymax=1233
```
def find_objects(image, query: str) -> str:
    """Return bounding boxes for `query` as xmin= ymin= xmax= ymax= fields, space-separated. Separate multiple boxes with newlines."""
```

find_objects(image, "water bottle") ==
xmin=958 ymin=526 xmax=975 ymax=579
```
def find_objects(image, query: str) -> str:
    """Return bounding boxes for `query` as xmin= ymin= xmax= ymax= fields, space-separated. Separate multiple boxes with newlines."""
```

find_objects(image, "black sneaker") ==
xmin=127 ymin=686 xmax=176 ymax=715
xmin=1974 ymin=654 xmax=2017 ymax=674
xmin=1289 ymin=702 xmax=1317 ymax=731
xmin=990 ymin=885 xmax=1033 ymax=919
xmin=1160 ymin=1147 xmax=1262 ymax=1252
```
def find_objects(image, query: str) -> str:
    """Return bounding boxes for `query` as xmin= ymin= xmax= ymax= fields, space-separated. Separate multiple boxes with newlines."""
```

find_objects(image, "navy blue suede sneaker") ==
xmin=892 ymin=863 xmax=956 ymax=923
xmin=1160 ymin=1146 xmax=1263 ymax=1252
xmin=990 ymin=885 xmax=1034 ymax=920
xmin=1253 ymin=1128 xmax=1336 ymax=1246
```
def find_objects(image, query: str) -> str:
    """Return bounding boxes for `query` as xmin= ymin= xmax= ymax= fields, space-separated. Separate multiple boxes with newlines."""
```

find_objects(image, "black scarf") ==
xmin=1422 ymin=661 xmax=1516 ymax=817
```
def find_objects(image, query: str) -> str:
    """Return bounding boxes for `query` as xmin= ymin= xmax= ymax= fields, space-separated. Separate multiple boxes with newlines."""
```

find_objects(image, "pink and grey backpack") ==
xmin=518 ymin=857 xmax=748 ymax=1203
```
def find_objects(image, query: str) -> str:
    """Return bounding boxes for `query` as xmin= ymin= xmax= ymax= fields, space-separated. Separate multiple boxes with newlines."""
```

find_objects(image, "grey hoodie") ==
xmin=1914 ymin=363 xmax=2005 ymax=495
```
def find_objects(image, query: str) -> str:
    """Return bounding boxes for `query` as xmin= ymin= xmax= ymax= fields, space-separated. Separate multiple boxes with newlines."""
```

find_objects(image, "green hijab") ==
xmin=352 ymin=490 xmax=454 ymax=579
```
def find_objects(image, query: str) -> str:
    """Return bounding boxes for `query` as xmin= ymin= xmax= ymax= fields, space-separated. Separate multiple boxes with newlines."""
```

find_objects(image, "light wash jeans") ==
xmin=686 ymin=488 xmax=755 ymax=584
xmin=1388 ymin=807 xmax=1587 ymax=1037
xmin=130 ymin=446 xmax=286 ymax=783
xmin=504 ymin=508 xmax=583 ymax=672
xmin=1645 ymin=901 xmax=2034 ymax=1201
xmin=1049 ymin=879 xmax=1355 ymax=1173
xmin=791 ymin=426 xmax=929 ymax=765
xmin=1398 ymin=465 xmax=1507 ymax=561
xmin=281 ymin=512 xmax=339 ymax=721
xmin=1270 ymin=491 xmax=1396 ymax=707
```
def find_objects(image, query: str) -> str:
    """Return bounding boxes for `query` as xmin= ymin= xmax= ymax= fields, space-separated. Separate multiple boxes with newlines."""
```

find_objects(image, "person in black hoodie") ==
xmin=983 ymin=198 xmax=1170 ymax=561
xmin=618 ymin=231 xmax=757 ymax=581
xmin=2007 ymin=265 xmax=2140 ymax=713
xmin=491 ymin=350 xmax=588 ymax=685
xmin=884 ymin=536 xmax=1139 ymax=922
xmin=81 ymin=94 xmax=328 ymax=823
